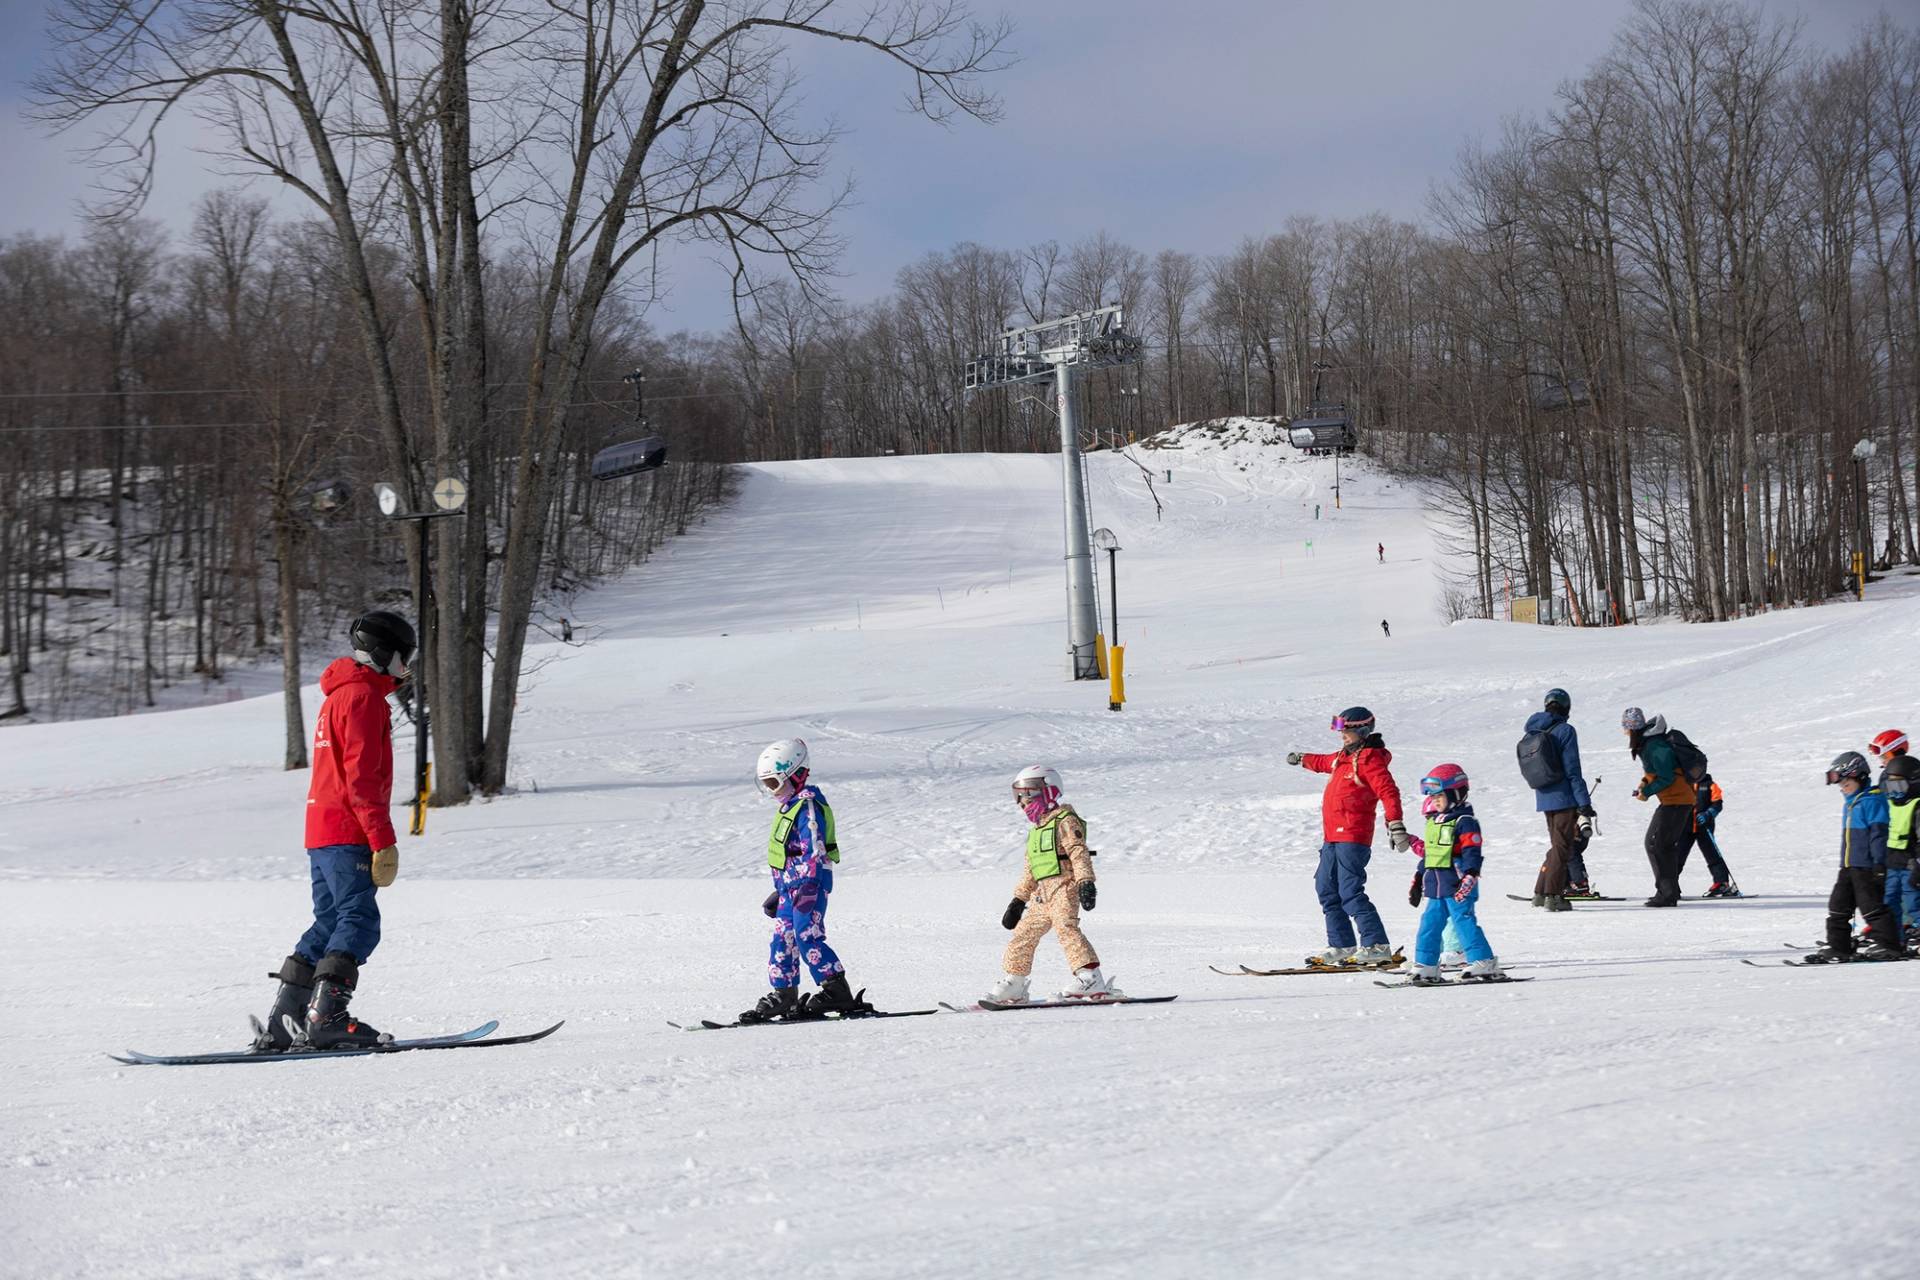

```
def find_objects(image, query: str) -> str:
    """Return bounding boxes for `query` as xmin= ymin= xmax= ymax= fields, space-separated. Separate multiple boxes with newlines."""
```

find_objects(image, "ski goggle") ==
xmin=1887 ymin=777 xmax=1911 ymax=798
xmin=759 ymin=774 xmax=786 ymax=793
xmin=1014 ymin=785 xmax=1047 ymax=805
xmin=1420 ymin=776 xmax=1463 ymax=795
xmin=1330 ymin=716 xmax=1372 ymax=733
xmin=1825 ymin=769 xmax=1864 ymax=786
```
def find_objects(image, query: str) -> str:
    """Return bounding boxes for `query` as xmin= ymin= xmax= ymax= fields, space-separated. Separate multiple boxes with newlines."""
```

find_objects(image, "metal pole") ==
xmin=413 ymin=519 xmax=429 ymax=831
xmin=1057 ymin=362 xmax=1100 ymax=679
xmin=1108 ymin=547 xmax=1119 ymax=646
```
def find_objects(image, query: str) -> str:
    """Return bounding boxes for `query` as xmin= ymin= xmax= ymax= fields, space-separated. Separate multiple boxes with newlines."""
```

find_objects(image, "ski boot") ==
xmin=1349 ymin=943 xmax=1397 ymax=967
xmin=1306 ymin=945 xmax=1356 ymax=968
xmin=251 ymin=954 xmax=315 ymax=1052
xmin=1859 ymin=937 xmax=1908 ymax=962
xmin=1565 ymin=881 xmax=1596 ymax=899
xmin=738 ymin=986 xmax=801 ymax=1024
xmin=1438 ymin=950 xmax=1466 ymax=971
xmin=302 ymin=952 xmax=389 ymax=1049
xmin=984 ymin=973 xmax=1031 ymax=1004
xmin=1405 ymin=962 xmax=1446 ymax=986
xmin=1800 ymin=945 xmax=1851 ymax=964
xmin=1705 ymin=880 xmax=1742 ymax=899
xmin=802 ymin=973 xmax=874 ymax=1018
xmin=1461 ymin=957 xmax=1505 ymax=982
xmin=1530 ymin=893 xmax=1546 ymax=908
xmin=1545 ymin=895 xmax=1573 ymax=912
xmin=1058 ymin=966 xmax=1121 ymax=999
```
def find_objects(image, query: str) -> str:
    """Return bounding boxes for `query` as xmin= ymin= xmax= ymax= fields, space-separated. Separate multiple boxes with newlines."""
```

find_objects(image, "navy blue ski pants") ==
xmin=295 ymin=844 xmax=382 ymax=964
xmin=1315 ymin=840 xmax=1388 ymax=948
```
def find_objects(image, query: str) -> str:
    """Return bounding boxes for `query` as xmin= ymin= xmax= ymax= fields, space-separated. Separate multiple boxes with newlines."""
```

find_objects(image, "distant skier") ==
xmin=740 ymin=738 xmax=872 ymax=1023
xmin=1377 ymin=542 xmax=1384 ymax=563
xmin=1518 ymin=687 xmax=1595 ymax=911
xmin=1680 ymin=774 xmax=1740 ymax=898
xmin=987 ymin=765 xmax=1116 ymax=1002
xmin=1623 ymin=707 xmax=1693 ymax=907
xmin=1881 ymin=755 xmax=1917 ymax=943
xmin=1869 ymin=728 xmax=1908 ymax=786
xmin=1380 ymin=619 xmax=1391 ymax=638
xmin=1288 ymin=706 xmax=1407 ymax=966
xmin=255 ymin=610 xmax=413 ymax=1052
xmin=1404 ymin=764 xmax=1503 ymax=984
xmin=1807 ymin=751 xmax=1903 ymax=962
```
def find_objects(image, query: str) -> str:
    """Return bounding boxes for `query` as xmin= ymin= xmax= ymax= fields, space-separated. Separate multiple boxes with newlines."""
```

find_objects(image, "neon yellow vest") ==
xmin=767 ymin=797 xmax=839 ymax=869
xmin=1026 ymin=810 xmax=1082 ymax=880
xmin=1891 ymin=798 xmax=1917 ymax=852
xmin=1423 ymin=815 xmax=1457 ymax=868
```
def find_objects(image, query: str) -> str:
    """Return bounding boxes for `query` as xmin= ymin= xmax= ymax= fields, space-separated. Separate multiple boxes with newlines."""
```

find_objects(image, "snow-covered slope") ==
xmin=5 ymin=424 xmax=1918 ymax=1279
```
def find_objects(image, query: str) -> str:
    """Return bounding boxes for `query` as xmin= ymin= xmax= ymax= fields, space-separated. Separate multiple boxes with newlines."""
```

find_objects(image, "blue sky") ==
xmin=0 ymin=0 xmax=1893 ymax=333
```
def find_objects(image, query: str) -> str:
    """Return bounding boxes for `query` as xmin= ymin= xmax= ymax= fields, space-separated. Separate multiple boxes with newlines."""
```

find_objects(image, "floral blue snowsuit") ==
xmin=766 ymin=785 xmax=845 ymax=989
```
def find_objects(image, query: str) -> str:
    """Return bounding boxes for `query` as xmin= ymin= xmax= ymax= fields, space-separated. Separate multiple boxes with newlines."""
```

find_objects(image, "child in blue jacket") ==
xmin=1406 ymin=764 xmax=1505 ymax=984
xmin=1809 ymin=751 xmax=1904 ymax=962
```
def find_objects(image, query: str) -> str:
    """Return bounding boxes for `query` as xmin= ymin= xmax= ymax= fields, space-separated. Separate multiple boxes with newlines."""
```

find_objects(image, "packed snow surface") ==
xmin=5 ymin=421 xmax=1919 ymax=1278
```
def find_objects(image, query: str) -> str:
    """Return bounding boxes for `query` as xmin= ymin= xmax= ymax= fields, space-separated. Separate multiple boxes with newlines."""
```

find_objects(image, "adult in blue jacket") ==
xmin=1521 ymin=689 xmax=1596 ymax=909
xmin=1810 ymin=750 xmax=1902 ymax=962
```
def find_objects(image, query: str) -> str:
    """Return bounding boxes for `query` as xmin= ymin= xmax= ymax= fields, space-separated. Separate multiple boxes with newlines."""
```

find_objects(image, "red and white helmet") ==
xmin=1869 ymin=729 xmax=1909 ymax=760
xmin=1012 ymin=764 xmax=1062 ymax=810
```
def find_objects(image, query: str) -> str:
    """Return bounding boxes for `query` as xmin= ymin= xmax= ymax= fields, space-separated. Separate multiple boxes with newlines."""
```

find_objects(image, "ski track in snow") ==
xmin=5 ymin=427 xmax=1920 ymax=1278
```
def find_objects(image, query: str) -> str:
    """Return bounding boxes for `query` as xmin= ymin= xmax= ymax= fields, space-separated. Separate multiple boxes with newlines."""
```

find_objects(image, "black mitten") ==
xmin=1001 ymin=898 xmax=1026 ymax=930
xmin=762 ymin=890 xmax=780 ymax=918
xmin=1408 ymin=870 xmax=1423 ymax=908
xmin=1077 ymin=881 xmax=1097 ymax=911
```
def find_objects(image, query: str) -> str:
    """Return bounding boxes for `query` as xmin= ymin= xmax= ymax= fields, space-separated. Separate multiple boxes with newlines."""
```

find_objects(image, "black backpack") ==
xmin=1516 ymin=723 xmax=1567 ymax=789
xmin=1666 ymin=728 xmax=1709 ymax=783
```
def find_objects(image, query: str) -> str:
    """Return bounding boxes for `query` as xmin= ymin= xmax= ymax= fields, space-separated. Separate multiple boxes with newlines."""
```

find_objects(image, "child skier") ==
xmin=1407 ymin=794 xmax=1469 ymax=969
xmin=740 ymin=738 xmax=872 ymax=1022
xmin=1288 ymin=706 xmax=1407 ymax=966
xmin=1406 ymin=764 xmax=1503 ymax=984
xmin=1683 ymin=773 xmax=1741 ymax=898
xmin=1808 ymin=751 xmax=1904 ymax=962
xmin=986 ymin=765 xmax=1116 ymax=1003
xmin=1883 ymin=754 xmax=1918 ymax=946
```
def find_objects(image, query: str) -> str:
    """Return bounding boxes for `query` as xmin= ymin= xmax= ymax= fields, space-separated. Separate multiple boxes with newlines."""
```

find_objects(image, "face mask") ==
xmin=1021 ymin=795 xmax=1052 ymax=824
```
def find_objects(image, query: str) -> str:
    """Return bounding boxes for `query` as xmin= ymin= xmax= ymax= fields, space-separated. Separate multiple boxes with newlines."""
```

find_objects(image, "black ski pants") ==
xmin=1677 ymin=823 xmax=1731 ymax=886
xmin=1826 ymin=866 xmax=1898 ymax=953
xmin=1533 ymin=808 xmax=1583 ymax=897
xmin=1642 ymin=803 xmax=1692 ymax=905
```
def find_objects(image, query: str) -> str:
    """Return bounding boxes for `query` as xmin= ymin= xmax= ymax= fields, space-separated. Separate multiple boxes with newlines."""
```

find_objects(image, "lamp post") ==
xmin=1851 ymin=438 xmax=1877 ymax=600
xmin=372 ymin=478 xmax=468 ymax=834
xmin=1093 ymin=527 xmax=1123 ymax=711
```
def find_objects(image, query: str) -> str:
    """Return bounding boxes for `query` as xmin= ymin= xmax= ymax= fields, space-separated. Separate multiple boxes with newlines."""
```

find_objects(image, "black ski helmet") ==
xmin=1825 ymin=751 xmax=1871 ymax=786
xmin=1884 ymin=754 xmax=1918 ymax=783
xmin=349 ymin=610 xmax=417 ymax=677
xmin=1544 ymin=688 xmax=1571 ymax=716
xmin=1333 ymin=706 xmax=1375 ymax=735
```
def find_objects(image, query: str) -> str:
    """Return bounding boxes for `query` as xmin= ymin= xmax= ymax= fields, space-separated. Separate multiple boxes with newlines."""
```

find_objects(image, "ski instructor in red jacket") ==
xmin=255 ymin=610 xmax=415 ymax=1053
xmin=1288 ymin=706 xmax=1408 ymax=966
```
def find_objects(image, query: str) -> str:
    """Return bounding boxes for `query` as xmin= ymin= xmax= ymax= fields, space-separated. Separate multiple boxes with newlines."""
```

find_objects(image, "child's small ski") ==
xmin=1209 ymin=954 xmax=1404 ymax=977
xmin=941 ymin=995 xmax=1178 ymax=1013
xmin=1743 ymin=955 xmax=1908 ymax=969
xmin=1372 ymin=976 xmax=1533 ymax=989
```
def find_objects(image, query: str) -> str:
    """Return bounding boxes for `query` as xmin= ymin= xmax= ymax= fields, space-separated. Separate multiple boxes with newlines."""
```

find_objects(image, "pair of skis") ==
xmin=1744 ymin=941 xmax=1913 ymax=969
xmin=674 ymin=993 xmax=1180 ymax=1028
xmin=111 ymin=1019 xmax=565 ymax=1067
xmin=1208 ymin=951 xmax=1405 ymax=978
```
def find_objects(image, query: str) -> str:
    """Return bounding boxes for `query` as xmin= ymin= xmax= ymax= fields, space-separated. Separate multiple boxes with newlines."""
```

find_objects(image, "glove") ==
xmin=1001 ymin=897 xmax=1026 ymax=930
xmin=762 ymin=890 xmax=780 ymax=918
xmin=1453 ymin=872 xmax=1479 ymax=903
xmin=371 ymin=845 xmax=399 ymax=888
xmin=1077 ymin=881 xmax=1097 ymax=911
xmin=1578 ymin=805 xmax=1596 ymax=819
xmin=1386 ymin=819 xmax=1411 ymax=853
xmin=1286 ymin=751 xmax=1304 ymax=766
xmin=1408 ymin=870 xmax=1423 ymax=907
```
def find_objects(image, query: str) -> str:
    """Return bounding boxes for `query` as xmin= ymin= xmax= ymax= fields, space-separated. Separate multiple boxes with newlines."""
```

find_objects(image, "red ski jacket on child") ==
xmin=305 ymin=657 xmax=400 ymax=850
xmin=1300 ymin=742 xmax=1405 ymax=845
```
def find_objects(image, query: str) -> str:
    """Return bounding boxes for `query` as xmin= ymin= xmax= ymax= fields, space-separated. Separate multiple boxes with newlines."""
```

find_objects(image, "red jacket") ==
xmin=1301 ymin=743 xmax=1405 ymax=845
xmin=305 ymin=657 xmax=400 ymax=850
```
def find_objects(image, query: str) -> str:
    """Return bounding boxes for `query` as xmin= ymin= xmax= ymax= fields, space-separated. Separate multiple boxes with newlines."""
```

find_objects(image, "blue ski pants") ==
xmin=1884 ymin=864 xmax=1918 ymax=932
xmin=1315 ymin=841 xmax=1388 ymax=948
xmin=1415 ymin=887 xmax=1492 ymax=967
xmin=295 ymin=844 xmax=381 ymax=964
xmin=768 ymin=869 xmax=844 ymax=989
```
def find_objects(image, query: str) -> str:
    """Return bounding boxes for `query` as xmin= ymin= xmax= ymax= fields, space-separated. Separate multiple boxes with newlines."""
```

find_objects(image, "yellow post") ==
xmin=1094 ymin=632 xmax=1108 ymax=679
xmin=411 ymin=763 xmax=432 ymax=836
xmin=1108 ymin=643 xmax=1126 ymax=712
xmin=1855 ymin=552 xmax=1866 ymax=601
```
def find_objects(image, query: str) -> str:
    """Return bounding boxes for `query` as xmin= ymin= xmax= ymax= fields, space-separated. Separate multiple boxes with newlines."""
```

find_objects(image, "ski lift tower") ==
xmin=966 ymin=305 xmax=1143 ymax=679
